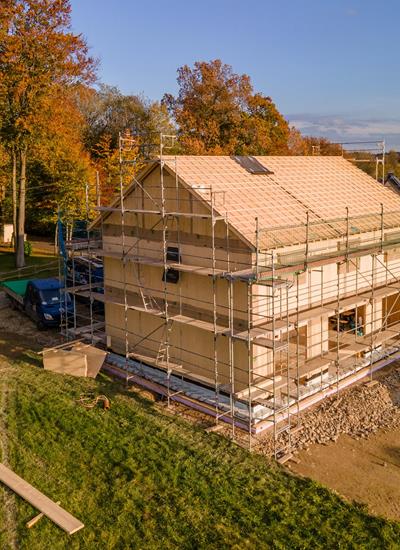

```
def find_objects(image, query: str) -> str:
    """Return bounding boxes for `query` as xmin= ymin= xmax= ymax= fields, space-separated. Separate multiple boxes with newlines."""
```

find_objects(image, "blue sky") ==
xmin=70 ymin=0 xmax=400 ymax=149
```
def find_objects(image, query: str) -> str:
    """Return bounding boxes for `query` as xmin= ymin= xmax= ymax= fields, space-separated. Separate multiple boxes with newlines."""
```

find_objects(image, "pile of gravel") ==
xmin=257 ymin=368 xmax=400 ymax=457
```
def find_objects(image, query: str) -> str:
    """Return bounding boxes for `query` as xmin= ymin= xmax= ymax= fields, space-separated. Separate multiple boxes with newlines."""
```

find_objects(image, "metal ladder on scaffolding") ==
xmin=155 ymin=320 xmax=184 ymax=407
xmin=138 ymin=285 xmax=159 ymax=312
xmin=272 ymin=276 xmax=300 ymax=463
xmin=155 ymin=321 xmax=174 ymax=367
xmin=274 ymin=275 xmax=302 ymax=464
xmin=130 ymin=260 xmax=160 ymax=312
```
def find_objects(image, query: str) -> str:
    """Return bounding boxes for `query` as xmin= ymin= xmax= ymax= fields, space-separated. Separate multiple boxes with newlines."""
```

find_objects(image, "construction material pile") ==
xmin=259 ymin=367 xmax=400 ymax=457
xmin=42 ymin=342 xmax=107 ymax=379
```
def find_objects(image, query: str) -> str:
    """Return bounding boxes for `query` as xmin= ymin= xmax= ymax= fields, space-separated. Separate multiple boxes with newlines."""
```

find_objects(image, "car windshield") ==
xmin=40 ymin=290 xmax=72 ymax=305
xmin=40 ymin=289 xmax=60 ymax=304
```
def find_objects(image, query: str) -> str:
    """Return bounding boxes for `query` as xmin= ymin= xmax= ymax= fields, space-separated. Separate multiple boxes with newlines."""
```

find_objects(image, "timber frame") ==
xmin=61 ymin=136 xmax=400 ymax=460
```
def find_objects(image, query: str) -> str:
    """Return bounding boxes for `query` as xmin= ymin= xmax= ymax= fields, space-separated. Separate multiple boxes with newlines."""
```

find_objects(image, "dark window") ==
xmin=231 ymin=156 xmax=273 ymax=175
xmin=162 ymin=269 xmax=180 ymax=284
xmin=166 ymin=246 xmax=181 ymax=262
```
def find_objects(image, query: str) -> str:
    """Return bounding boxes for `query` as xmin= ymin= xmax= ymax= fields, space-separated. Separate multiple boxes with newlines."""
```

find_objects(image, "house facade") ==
xmin=91 ymin=155 xmax=400 ymax=428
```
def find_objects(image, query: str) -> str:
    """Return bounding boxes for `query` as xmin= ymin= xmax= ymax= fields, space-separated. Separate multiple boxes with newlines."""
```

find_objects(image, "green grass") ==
xmin=0 ymin=251 xmax=58 ymax=280
xmin=1 ymin=345 xmax=400 ymax=549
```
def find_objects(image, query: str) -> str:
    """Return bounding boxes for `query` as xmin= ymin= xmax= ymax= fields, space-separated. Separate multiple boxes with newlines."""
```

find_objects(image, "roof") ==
xmin=162 ymin=156 xmax=400 ymax=248
xmin=93 ymin=155 xmax=400 ymax=249
xmin=31 ymin=278 xmax=62 ymax=291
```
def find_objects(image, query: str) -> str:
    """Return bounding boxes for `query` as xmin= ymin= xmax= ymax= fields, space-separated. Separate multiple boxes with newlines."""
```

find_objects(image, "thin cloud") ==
xmin=287 ymin=114 xmax=400 ymax=150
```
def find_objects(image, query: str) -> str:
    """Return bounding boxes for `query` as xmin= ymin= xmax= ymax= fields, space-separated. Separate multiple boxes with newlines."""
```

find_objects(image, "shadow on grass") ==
xmin=0 ymin=334 xmax=42 ymax=367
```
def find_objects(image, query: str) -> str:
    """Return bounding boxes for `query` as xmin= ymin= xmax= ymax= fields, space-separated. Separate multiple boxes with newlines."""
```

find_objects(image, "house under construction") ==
xmin=64 ymin=137 xmax=400 ymax=458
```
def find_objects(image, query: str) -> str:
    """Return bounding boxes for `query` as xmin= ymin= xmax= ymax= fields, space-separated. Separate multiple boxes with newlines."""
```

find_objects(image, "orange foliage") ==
xmin=163 ymin=59 xmax=290 ymax=155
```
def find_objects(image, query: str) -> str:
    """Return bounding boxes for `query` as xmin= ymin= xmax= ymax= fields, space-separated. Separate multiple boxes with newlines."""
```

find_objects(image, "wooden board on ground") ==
xmin=0 ymin=463 xmax=84 ymax=535
xmin=43 ymin=350 xmax=88 ymax=377
xmin=71 ymin=344 xmax=107 ymax=378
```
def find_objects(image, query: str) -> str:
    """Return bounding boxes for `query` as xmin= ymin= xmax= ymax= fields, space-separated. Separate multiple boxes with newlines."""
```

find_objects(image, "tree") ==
xmin=287 ymin=126 xmax=308 ymax=155
xmin=79 ymin=84 xmax=175 ymax=201
xmin=80 ymin=85 xmax=151 ymax=154
xmin=237 ymin=93 xmax=289 ymax=155
xmin=302 ymin=136 xmax=342 ymax=156
xmin=163 ymin=59 xmax=290 ymax=155
xmin=0 ymin=0 xmax=95 ymax=266
xmin=26 ymin=85 xmax=95 ymax=234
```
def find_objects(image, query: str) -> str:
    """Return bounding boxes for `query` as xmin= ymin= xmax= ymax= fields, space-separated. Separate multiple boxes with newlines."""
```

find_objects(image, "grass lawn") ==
xmin=0 ymin=250 xmax=58 ymax=280
xmin=0 ymin=341 xmax=400 ymax=549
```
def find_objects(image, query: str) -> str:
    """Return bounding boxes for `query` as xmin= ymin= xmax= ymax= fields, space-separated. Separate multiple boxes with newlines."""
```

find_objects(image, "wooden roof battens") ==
xmin=90 ymin=159 xmax=255 ymax=251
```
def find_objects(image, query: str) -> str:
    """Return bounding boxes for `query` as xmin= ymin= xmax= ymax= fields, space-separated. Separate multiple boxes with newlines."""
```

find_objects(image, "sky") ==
xmin=70 ymin=0 xmax=400 ymax=149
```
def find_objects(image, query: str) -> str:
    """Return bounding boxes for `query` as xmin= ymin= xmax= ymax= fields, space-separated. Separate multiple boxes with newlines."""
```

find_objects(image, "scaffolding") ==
xmin=61 ymin=137 xmax=400 ymax=462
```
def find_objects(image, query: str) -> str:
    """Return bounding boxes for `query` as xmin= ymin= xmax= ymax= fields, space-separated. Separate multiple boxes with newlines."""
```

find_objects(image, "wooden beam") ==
xmin=0 ymin=464 xmax=84 ymax=535
xmin=27 ymin=501 xmax=61 ymax=528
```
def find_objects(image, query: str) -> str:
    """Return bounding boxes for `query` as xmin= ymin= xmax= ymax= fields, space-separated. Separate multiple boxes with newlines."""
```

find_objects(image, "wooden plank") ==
xmin=27 ymin=500 xmax=61 ymax=528
xmin=0 ymin=463 xmax=84 ymax=535
xmin=234 ymin=376 xmax=282 ymax=399
xmin=43 ymin=350 xmax=87 ymax=377
xmin=37 ymin=339 xmax=84 ymax=355
xmin=168 ymin=314 xmax=227 ymax=333
xmin=97 ymin=250 xmax=225 ymax=276
xmin=71 ymin=344 xmax=107 ymax=378
xmin=290 ymin=353 xmax=334 ymax=380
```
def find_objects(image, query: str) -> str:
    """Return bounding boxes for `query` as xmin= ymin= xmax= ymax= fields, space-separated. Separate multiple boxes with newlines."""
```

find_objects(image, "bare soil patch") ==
xmin=0 ymin=293 xmax=60 ymax=349
xmin=290 ymin=429 xmax=400 ymax=522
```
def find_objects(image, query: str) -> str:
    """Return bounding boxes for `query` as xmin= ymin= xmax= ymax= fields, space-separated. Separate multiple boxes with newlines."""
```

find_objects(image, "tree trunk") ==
xmin=12 ymin=148 xmax=17 ymax=255
xmin=16 ymin=146 xmax=27 ymax=268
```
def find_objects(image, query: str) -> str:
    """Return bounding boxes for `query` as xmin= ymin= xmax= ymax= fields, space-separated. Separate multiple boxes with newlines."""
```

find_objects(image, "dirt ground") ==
xmin=289 ymin=429 xmax=400 ymax=522
xmin=0 ymin=292 xmax=60 ymax=348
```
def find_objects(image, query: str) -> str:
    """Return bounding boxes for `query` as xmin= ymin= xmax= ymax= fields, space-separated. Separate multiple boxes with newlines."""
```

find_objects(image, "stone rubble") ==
xmin=258 ymin=366 xmax=400 ymax=457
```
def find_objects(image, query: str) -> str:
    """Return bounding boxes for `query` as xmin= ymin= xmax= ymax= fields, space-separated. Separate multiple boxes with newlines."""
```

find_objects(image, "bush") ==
xmin=24 ymin=240 xmax=32 ymax=257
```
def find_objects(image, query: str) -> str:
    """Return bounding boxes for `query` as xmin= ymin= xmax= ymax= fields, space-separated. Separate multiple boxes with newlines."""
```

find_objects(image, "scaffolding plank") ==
xmin=230 ymin=327 xmax=288 ymax=350
xmin=235 ymin=376 xmax=285 ymax=400
xmin=253 ymin=337 xmax=288 ymax=351
xmin=96 ymin=250 xmax=225 ymax=276
xmin=169 ymin=314 xmax=227 ymax=333
xmin=128 ymin=351 xmax=218 ymax=387
xmin=95 ymin=206 xmax=161 ymax=214
xmin=290 ymin=353 xmax=334 ymax=380
xmin=0 ymin=464 xmax=84 ymax=535
xmin=285 ymin=280 xmax=400 ymax=326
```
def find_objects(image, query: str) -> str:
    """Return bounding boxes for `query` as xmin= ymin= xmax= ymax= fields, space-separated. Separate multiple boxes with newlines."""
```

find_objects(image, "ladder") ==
xmin=138 ymin=285 xmax=159 ymax=312
xmin=156 ymin=321 xmax=174 ymax=367
xmin=131 ymin=262 xmax=160 ymax=312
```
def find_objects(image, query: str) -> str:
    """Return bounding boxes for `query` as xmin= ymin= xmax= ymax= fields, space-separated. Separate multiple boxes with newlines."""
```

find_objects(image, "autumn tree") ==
xmin=287 ymin=127 xmax=308 ymax=155
xmin=163 ymin=59 xmax=290 ymax=155
xmin=26 ymin=86 xmax=95 ymax=234
xmin=79 ymin=84 xmax=174 ymax=201
xmin=0 ymin=0 xmax=95 ymax=266
xmin=302 ymin=136 xmax=342 ymax=156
